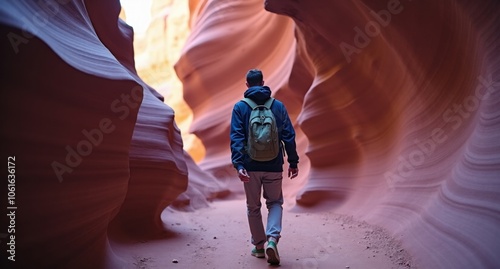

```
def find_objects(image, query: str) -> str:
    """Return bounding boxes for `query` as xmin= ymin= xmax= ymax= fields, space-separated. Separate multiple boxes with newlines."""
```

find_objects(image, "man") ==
xmin=230 ymin=69 xmax=299 ymax=265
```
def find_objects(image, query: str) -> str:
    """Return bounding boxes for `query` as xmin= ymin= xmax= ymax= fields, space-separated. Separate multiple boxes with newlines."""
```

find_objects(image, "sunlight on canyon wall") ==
xmin=121 ymin=0 xmax=205 ymax=162
xmin=121 ymin=0 xmax=230 ymax=210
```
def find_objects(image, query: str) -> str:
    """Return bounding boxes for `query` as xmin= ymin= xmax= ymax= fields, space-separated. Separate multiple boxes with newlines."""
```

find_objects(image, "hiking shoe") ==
xmin=266 ymin=240 xmax=280 ymax=265
xmin=251 ymin=247 xmax=265 ymax=258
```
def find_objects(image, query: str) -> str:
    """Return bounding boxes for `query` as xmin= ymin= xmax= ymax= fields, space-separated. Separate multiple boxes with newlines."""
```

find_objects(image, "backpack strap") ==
xmin=263 ymin=98 xmax=274 ymax=109
xmin=242 ymin=98 xmax=258 ymax=109
xmin=242 ymin=97 xmax=274 ymax=109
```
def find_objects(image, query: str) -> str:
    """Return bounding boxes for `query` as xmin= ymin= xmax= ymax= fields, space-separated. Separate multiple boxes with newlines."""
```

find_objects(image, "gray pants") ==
xmin=244 ymin=171 xmax=283 ymax=247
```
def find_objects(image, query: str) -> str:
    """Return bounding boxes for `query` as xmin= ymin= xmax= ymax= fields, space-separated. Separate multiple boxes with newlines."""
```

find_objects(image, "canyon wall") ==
xmin=176 ymin=0 xmax=500 ymax=268
xmin=0 ymin=0 xmax=189 ymax=267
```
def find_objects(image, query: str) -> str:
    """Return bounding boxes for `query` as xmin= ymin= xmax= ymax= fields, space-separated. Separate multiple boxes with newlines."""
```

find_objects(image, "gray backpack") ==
xmin=242 ymin=97 xmax=280 ymax=161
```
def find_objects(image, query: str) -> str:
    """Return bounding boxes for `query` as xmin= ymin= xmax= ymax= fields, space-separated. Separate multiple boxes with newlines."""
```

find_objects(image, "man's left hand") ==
xmin=288 ymin=167 xmax=299 ymax=179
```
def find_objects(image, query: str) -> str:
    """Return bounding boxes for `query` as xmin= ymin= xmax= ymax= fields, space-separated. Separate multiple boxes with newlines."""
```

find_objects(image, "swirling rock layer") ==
xmin=1 ymin=0 xmax=188 ymax=267
xmin=176 ymin=0 xmax=500 ymax=268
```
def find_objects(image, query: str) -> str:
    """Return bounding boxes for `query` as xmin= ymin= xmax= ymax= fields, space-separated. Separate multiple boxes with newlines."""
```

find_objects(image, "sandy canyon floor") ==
xmin=110 ymin=199 xmax=416 ymax=269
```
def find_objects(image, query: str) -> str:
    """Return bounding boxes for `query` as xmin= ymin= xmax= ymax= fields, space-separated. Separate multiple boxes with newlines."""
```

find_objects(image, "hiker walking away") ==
xmin=230 ymin=69 xmax=299 ymax=265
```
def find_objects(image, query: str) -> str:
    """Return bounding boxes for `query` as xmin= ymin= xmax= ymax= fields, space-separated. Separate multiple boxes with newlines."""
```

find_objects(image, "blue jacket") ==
xmin=230 ymin=86 xmax=299 ymax=172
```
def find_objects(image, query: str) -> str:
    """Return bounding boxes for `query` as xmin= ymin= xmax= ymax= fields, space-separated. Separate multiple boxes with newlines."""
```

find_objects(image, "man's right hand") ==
xmin=238 ymin=168 xmax=250 ymax=183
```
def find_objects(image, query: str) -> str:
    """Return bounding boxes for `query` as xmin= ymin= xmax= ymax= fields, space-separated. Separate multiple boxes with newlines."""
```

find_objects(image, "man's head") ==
xmin=246 ymin=69 xmax=264 ymax=87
